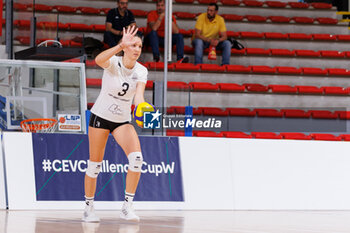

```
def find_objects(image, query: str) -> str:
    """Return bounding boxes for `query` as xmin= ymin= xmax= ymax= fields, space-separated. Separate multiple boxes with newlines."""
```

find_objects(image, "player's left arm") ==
xmin=134 ymin=82 xmax=146 ymax=106
xmin=95 ymin=26 xmax=137 ymax=68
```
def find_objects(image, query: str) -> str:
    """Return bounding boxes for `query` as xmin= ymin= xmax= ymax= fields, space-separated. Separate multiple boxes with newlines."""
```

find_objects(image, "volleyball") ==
xmin=133 ymin=102 xmax=155 ymax=127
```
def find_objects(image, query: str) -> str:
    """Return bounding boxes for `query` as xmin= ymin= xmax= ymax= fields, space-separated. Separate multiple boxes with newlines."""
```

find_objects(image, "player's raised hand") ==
xmin=120 ymin=25 xmax=138 ymax=49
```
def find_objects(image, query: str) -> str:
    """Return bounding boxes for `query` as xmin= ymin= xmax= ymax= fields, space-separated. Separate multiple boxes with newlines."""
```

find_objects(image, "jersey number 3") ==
xmin=118 ymin=82 xmax=129 ymax=96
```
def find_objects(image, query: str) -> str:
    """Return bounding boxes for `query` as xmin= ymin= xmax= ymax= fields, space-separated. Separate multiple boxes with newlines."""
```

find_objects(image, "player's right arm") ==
xmin=95 ymin=41 xmax=123 ymax=69
xmin=95 ymin=26 xmax=138 ymax=69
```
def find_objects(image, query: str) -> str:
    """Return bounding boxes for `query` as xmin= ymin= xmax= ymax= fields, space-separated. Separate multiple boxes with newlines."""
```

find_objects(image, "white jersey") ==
xmin=91 ymin=56 xmax=148 ymax=123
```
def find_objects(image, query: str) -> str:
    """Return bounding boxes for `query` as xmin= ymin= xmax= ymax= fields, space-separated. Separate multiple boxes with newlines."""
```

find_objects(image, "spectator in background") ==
xmin=104 ymin=0 xmax=137 ymax=47
xmin=146 ymin=0 xmax=188 ymax=63
xmin=192 ymin=3 xmax=231 ymax=65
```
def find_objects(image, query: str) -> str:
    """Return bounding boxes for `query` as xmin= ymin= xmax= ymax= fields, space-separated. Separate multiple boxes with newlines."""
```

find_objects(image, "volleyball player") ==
xmin=83 ymin=26 xmax=147 ymax=222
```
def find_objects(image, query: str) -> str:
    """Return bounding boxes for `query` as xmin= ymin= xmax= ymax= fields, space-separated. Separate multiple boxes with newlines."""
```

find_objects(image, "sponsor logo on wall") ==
xmin=58 ymin=114 xmax=81 ymax=131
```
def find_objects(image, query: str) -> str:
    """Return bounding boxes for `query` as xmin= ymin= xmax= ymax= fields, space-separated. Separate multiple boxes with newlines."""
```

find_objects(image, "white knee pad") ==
xmin=128 ymin=152 xmax=143 ymax=172
xmin=86 ymin=160 xmax=102 ymax=178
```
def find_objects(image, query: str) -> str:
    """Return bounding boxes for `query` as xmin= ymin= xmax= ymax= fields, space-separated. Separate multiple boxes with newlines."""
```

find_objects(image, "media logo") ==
xmin=143 ymin=110 xmax=161 ymax=129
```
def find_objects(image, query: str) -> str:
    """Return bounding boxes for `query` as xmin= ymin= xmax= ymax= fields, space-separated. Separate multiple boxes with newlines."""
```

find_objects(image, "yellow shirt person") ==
xmin=195 ymin=13 xmax=227 ymax=40
xmin=192 ymin=3 xmax=231 ymax=65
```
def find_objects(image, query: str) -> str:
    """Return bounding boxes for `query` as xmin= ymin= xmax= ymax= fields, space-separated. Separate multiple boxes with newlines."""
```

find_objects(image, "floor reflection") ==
xmin=29 ymin=211 xmax=184 ymax=233
xmin=2 ymin=210 xmax=350 ymax=233
xmin=82 ymin=222 xmax=100 ymax=233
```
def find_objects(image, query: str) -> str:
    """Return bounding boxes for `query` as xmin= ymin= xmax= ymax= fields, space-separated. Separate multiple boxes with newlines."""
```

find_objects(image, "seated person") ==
xmin=192 ymin=3 xmax=231 ymax=65
xmin=104 ymin=0 xmax=137 ymax=47
xmin=146 ymin=0 xmax=188 ymax=63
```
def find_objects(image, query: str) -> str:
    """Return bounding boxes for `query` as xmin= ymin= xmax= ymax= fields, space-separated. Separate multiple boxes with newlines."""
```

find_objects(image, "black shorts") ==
xmin=89 ymin=113 xmax=130 ymax=133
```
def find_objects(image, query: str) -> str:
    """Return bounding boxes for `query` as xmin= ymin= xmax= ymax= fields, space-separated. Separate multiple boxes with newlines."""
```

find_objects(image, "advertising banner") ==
xmin=32 ymin=133 xmax=183 ymax=202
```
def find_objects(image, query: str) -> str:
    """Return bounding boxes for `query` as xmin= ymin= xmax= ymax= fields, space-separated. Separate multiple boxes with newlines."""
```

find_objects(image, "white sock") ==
xmin=85 ymin=196 xmax=94 ymax=206
xmin=124 ymin=192 xmax=135 ymax=205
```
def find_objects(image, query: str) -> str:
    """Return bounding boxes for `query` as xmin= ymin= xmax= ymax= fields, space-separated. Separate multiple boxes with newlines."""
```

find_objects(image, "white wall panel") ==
xmin=0 ymin=133 xmax=7 ymax=209
xmin=230 ymin=139 xmax=350 ymax=210
xmin=3 ymin=132 xmax=36 ymax=209
xmin=4 ymin=132 xmax=350 ymax=210
xmin=179 ymin=137 xmax=235 ymax=209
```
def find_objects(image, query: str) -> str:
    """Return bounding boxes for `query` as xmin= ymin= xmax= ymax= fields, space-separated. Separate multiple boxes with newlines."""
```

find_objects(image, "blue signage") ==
xmin=32 ymin=133 xmax=183 ymax=201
